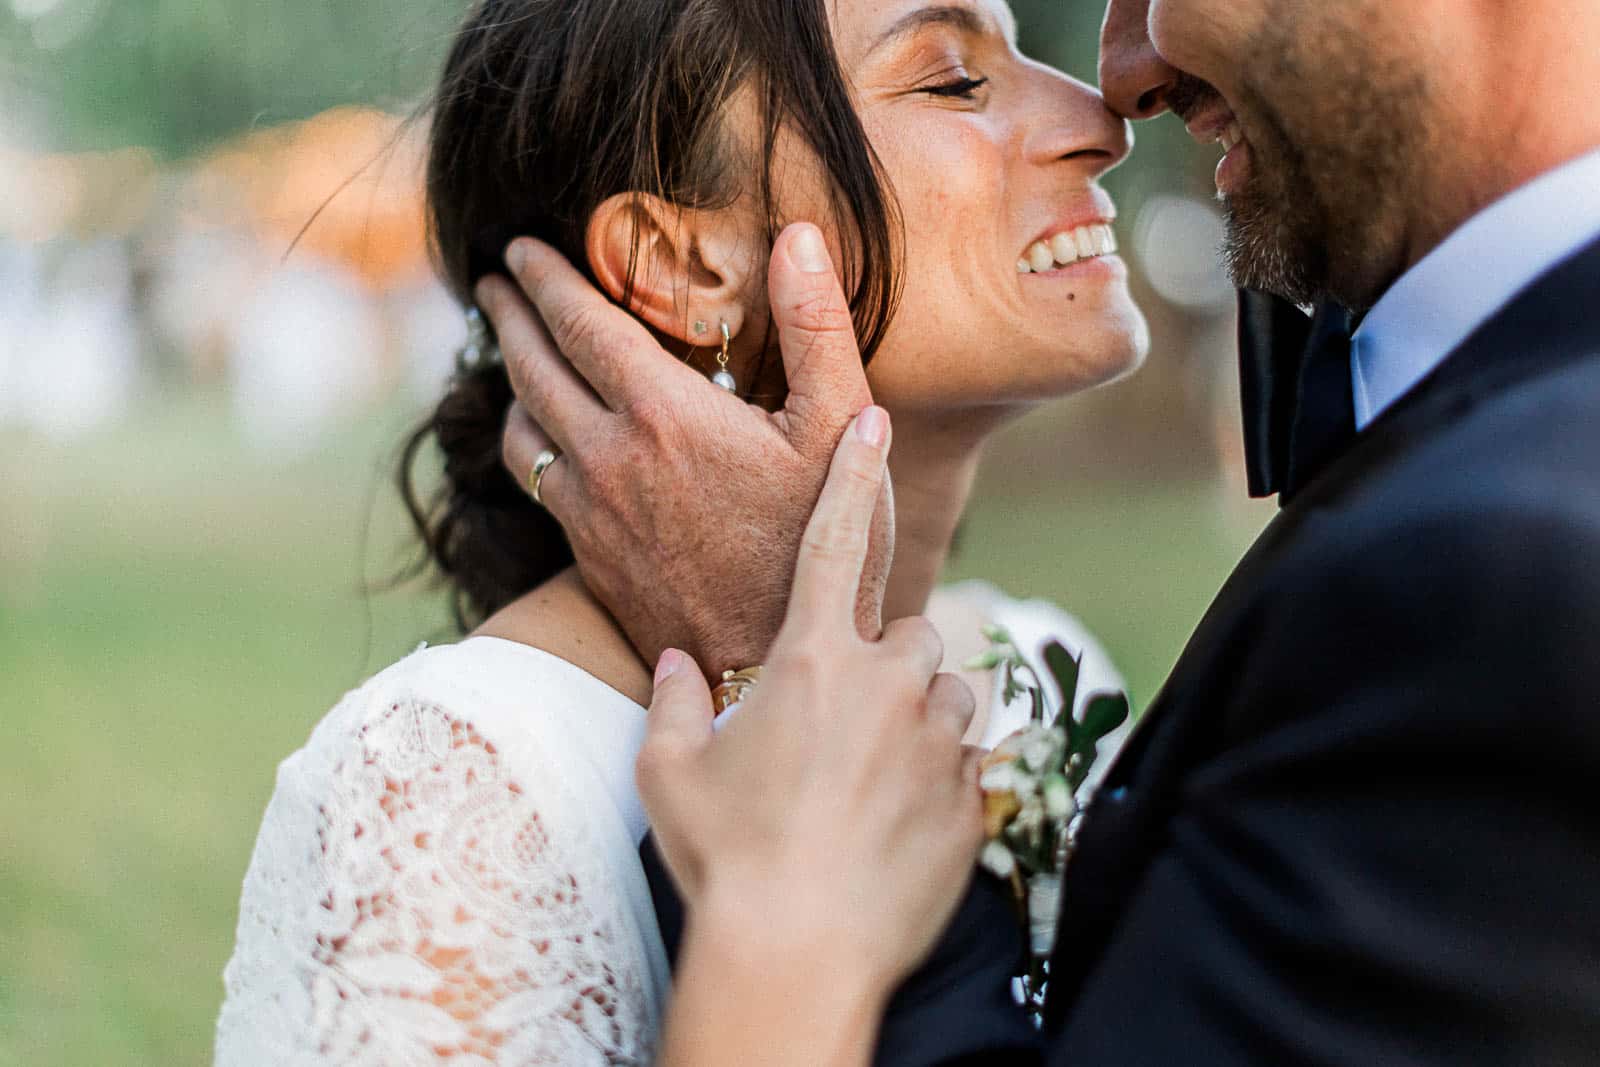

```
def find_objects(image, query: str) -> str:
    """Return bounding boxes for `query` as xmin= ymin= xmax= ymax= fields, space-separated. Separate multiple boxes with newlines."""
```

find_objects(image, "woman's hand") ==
xmin=636 ymin=408 xmax=985 ymax=1067
xmin=476 ymin=223 xmax=892 ymax=679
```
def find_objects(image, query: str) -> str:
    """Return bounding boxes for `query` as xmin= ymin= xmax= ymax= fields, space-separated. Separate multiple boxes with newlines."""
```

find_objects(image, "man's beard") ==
xmin=1171 ymin=16 xmax=1430 ymax=311
xmin=1214 ymin=87 xmax=1326 ymax=306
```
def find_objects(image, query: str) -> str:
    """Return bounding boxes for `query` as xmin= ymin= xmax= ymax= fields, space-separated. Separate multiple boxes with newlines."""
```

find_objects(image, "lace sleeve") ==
xmin=217 ymin=691 xmax=658 ymax=1066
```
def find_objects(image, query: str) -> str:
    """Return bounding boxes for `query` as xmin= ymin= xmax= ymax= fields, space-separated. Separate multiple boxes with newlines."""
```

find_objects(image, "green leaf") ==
xmin=1080 ymin=693 xmax=1130 ymax=743
xmin=1043 ymin=642 xmax=1081 ymax=713
xmin=1062 ymin=692 xmax=1130 ymax=785
xmin=1043 ymin=643 xmax=1081 ymax=735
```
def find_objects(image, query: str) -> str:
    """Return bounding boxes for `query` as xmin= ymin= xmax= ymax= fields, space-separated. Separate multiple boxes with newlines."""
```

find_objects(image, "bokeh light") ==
xmin=0 ymin=4 xmax=1274 ymax=1063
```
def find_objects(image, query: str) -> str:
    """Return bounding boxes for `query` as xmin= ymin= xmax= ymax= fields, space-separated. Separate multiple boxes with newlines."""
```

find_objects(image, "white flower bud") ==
xmin=1042 ymin=774 xmax=1076 ymax=820
xmin=963 ymin=649 xmax=1004 ymax=671
xmin=980 ymin=761 xmax=1018 ymax=793
xmin=991 ymin=733 xmax=1025 ymax=762
xmin=981 ymin=839 xmax=1017 ymax=879
xmin=1021 ymin=728 xmax=1064 ymax=774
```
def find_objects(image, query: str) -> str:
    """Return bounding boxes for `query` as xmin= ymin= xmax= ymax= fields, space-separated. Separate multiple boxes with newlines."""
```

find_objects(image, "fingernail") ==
xmin=855 ymin=405 xmax=889 ymax=448
xmin=789 ymin=225 xmax=831 ymax=274
xmin=655 ymin=649 xmax=686 ymax=686
xmin=505 ymin=239 xmax=529 ymax=273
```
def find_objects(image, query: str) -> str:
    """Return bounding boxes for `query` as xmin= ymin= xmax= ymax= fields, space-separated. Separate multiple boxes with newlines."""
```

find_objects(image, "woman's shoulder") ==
xmin=345 ymin=635 xmax=638 ymax=708
xmin=280 ymin=637 xmax=650 ymax=838
xmin=304 ymin=637 xmax=641 ymax=749
xmin=219 ymin=636 xmax=668 ymax=1064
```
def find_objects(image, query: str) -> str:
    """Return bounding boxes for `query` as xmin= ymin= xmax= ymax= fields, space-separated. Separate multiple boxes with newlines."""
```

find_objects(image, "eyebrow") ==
xmin=867 ymin=4 xmax=990 ymax=57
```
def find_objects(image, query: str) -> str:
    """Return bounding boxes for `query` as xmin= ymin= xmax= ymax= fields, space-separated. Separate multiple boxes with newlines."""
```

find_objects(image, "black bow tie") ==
xmin=1237 ymin=290 xmax=1358 ymax=503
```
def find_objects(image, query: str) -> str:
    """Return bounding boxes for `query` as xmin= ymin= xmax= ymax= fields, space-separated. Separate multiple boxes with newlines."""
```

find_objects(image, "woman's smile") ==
xmin=1016 ymin=222 xmax=1121 ymax=276
xmin=834 ymin=0 xmax=1147 ymax=417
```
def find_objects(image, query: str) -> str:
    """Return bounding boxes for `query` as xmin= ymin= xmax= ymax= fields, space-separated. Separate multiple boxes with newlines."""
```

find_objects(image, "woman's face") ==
xmin=809 ymin=0 xmax=1148 ymax=420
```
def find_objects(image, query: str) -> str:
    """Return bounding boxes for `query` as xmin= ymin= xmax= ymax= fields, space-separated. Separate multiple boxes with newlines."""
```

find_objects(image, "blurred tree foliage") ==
xmin=0 ymin=0 xmax=1189 ymax=169
xmin=1 ymin=0 xmax=459 ymax=157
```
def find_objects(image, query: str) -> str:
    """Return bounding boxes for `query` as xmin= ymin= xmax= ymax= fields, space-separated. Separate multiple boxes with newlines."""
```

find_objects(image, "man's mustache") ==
xmin=1167 ymin=73 xmax=1223 ymax=124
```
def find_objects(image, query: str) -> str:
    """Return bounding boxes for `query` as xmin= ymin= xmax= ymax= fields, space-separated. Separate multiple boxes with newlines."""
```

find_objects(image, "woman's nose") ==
xmin=1099 ymin=0 xmax=1179 ymax=120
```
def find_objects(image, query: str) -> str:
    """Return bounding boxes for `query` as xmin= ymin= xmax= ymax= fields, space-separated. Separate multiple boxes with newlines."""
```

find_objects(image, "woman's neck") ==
xmin=473 ymin=568 xmax=655 ymax=707
xmin=472 ymin=409 xmax=995 ymax=702
xmin=880 ymin=409 xmax=992 ymax=623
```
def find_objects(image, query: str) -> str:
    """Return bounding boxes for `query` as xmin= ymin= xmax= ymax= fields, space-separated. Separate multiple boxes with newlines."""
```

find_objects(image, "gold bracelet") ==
xmin=712 ymin=666 xmax=764 ymax=715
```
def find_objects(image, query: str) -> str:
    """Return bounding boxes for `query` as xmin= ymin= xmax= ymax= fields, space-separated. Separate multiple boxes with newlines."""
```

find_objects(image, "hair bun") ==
xmin=398 ymin=361 xmax=573 ymax=629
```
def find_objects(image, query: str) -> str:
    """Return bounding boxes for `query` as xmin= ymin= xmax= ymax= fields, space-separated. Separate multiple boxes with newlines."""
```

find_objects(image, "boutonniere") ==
xmin=965 ymin=627 xmax=1130 ymax=1014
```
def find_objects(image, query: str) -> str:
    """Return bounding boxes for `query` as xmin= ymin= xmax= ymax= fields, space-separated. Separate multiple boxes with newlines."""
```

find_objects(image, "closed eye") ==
xmin=921 ymin=76 xmax=990 ymax=99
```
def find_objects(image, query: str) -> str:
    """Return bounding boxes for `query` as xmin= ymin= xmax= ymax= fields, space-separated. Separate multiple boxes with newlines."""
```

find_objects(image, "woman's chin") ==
xmin=1025 ymin=273 xmax=1148 ymax=373
xmin=1098 ymin=307 xmax=1152 ymax=387
xmin=1020 ymin=304 xmax=1151 ymax=399
xmin=870 ymin=292 xmax=1150 ymax=412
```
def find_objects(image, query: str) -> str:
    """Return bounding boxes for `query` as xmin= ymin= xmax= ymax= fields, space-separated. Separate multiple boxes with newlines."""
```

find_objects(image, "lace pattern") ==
xmin=217 ymin=591 xmax=1119 ymax=1065
xmin=217 ymin=662 xmax=658 ymax=1066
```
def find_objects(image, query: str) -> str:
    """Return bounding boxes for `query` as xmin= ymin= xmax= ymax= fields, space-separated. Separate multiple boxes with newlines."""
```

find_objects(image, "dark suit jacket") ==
xmin=643 ymin=234 xmax=1600 ymax=1066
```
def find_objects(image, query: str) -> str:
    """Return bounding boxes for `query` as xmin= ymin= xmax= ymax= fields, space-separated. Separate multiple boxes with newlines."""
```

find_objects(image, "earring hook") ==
xmin=711 ymin=321 xmax=737 ymax=392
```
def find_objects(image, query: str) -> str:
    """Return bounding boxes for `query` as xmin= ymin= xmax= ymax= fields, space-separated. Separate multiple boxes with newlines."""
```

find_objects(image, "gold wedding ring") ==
xmin=530 ymin=448 xmax=561 ymax=508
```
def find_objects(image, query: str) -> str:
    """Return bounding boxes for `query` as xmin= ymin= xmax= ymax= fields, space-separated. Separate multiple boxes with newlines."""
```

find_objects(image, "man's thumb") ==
xmin=770 ymin=224 xmax=872 ymax=452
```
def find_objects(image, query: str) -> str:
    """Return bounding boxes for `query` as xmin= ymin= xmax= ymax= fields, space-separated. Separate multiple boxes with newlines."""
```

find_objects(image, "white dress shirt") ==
xmin=1351 ymin=146 xmax=1600 ymax=429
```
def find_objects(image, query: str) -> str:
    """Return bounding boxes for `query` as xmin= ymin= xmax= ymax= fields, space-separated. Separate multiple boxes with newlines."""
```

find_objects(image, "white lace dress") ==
xmin=215 ymin=582 xmax=1124 ymax=1065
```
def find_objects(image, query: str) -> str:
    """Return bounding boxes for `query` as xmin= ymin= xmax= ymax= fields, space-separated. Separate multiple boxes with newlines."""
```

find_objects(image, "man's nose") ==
xmin=1099 ymin=0 xmax=1178 ymax=120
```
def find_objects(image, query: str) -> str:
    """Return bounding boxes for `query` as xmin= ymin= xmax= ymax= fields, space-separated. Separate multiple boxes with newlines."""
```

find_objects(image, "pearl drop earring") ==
xmin=711 ymin=322 xmax=738 ymax=392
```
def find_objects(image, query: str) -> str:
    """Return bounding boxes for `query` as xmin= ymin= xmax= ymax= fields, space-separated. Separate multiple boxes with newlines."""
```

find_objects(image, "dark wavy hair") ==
xmin=399 ymin=0 xmax=903 ymax=630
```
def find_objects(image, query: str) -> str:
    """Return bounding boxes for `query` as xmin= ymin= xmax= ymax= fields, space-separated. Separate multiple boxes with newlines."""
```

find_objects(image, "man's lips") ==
xmin=1213 ymin=138 xmax=1251 ymax=197
xmin=1182 ymin=104 xmax=1240 ymax=150
xmin=1181 ymin=103 xmax=1250 ymax=195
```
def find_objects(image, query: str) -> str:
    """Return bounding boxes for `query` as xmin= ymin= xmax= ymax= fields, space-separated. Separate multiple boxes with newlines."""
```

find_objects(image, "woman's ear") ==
xmin=585 ymin=193 xmax=756 ymax=345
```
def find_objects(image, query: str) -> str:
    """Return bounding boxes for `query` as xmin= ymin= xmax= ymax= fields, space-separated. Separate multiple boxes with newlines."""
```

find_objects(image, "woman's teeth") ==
xmin=1219 ymin=122 xmax=1243 ymax=153
xmin=1016 ymin=224 xmax=1118 ymax=274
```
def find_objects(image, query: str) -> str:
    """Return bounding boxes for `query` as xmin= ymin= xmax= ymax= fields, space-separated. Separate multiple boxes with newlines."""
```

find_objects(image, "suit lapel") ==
xmin=1043 ymin=232 xmax=1600 ymax=1025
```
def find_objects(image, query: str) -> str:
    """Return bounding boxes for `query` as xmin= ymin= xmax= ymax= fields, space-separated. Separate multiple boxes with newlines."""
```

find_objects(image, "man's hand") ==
xmin=475 ymin=223 xmax=891 ymax=678
xmin=637 ymin=409 xmax=984 ymax=1067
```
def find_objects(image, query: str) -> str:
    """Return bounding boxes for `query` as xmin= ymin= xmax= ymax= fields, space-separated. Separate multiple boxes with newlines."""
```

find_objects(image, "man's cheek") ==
xmin=1147 ymin=0 xmax=1251 ymax=83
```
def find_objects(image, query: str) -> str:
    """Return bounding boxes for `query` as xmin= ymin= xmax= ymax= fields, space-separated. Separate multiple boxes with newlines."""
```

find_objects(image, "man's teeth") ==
xmin=1219 ymin=122 xmax=1243 ymax=153
xmin=1016 ymin=224 xmax=1117 ymax=274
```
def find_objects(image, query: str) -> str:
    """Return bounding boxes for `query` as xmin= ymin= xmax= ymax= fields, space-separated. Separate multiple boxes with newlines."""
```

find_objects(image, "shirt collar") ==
xmin=1351 ymin=146 xmax=1600 ymax=429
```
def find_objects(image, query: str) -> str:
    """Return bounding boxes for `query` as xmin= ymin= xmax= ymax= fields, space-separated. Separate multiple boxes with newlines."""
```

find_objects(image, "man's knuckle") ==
xmin=790 ymin=288 xmax=854 ymax=336
xmin=620 ymin=393 xmax=678 ymax=442
xmin=548 ymin=300 xmax=601 ymax=353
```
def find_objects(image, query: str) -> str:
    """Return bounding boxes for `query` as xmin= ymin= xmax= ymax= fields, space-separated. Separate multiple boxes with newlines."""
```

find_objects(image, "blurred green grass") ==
xmin=0 ymin=397 xmax=1266 ymax=1066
